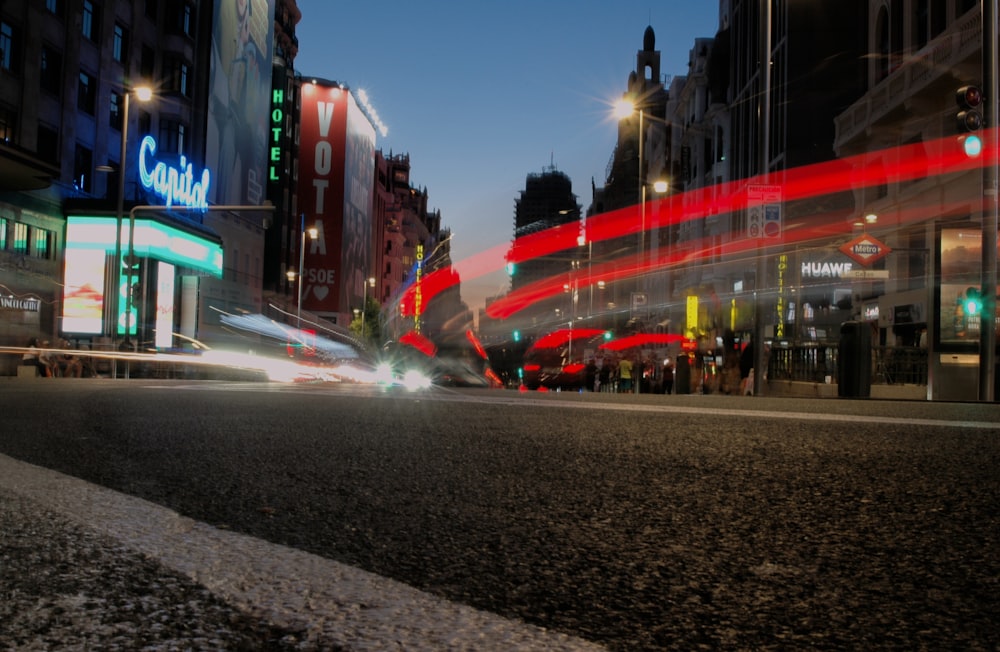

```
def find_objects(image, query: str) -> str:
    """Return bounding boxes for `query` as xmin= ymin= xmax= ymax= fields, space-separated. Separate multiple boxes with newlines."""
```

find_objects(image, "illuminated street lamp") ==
xmin=295 ymin=221 xmax=319 ymax=329
xmin=613 ymin=98 xmax=668 ymax=273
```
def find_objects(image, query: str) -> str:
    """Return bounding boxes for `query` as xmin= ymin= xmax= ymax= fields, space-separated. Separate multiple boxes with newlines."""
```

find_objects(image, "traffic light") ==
xmin=956 ymin=85 xmax=984 ymax=157
xmin=964 ymin=287 xmax=982 ymax=316
xmin=603 ymin=330 xmax=613 ymax=341
xmin=956 ymin=85 xmax=984 ymax=132
xmin=513 ymin=329 xmax=521 ymax=342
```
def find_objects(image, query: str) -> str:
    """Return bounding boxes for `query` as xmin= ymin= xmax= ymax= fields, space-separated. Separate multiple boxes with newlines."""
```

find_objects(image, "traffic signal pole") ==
xmin=979 ymin=0 xmax=998 ymax=401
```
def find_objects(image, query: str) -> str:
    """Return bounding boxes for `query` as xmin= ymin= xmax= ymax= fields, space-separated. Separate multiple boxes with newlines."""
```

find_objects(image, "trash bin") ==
xmin=675 ymin=353 xmax=691 ymax=395
xmin=838 ymin=321 xmax=871 ymax=398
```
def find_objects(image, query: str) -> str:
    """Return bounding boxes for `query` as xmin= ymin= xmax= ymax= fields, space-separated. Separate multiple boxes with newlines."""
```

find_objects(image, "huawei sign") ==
xmin=839 ymin=233 xmax=891 ymax=267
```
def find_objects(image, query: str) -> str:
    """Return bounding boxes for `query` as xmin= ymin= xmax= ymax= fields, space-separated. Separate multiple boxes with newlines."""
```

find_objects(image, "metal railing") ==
xmin=768 ymin=344 xmax=928 ymax=386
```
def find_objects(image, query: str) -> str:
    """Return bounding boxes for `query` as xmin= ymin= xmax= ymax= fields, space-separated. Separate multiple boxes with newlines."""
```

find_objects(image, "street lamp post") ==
xmin=361 ymin=276 xmax=375 ymax=339
xmin=296 ymin=219 xmax=319 ymax=329
xmin=107 ymin=85 xmax=152 ymax=378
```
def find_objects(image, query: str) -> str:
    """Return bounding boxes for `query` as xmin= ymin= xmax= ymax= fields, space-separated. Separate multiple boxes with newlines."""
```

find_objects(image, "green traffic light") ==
xmin=965 ymin=299 xmax=981 ymax=315
xmin=962 ymin=134 xmax=983 ymax=157
xmin=603 ymin=330 xmax=613 ymax=341
xmin=513 ymin=329 xmax=521 ymax=342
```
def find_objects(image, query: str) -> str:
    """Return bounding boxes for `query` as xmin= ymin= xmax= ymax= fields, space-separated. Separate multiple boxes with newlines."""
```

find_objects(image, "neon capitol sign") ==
xmin=138 ymin=135 xmax=211 ymax=210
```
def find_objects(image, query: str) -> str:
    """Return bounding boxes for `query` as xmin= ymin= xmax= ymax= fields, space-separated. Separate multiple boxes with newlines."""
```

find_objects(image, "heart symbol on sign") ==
xmin=313 ymin=286 xmax=329 ymax=300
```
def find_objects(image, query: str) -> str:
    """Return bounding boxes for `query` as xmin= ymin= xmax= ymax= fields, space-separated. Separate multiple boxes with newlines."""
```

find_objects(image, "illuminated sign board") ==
xmin=269 ymin=89 xmax=284 ymax=182
xmin=138 ymin=135 xmax=211 ymax=210
xmin=61 ymin=216 xmax=222 ymax=334
xmin=839 ymin=233 xmax=891 ymax=267
xmin=414 ymin=244 xmax=424 ymax=330
xmin=686 ymin=295 xmax=698 ymax=337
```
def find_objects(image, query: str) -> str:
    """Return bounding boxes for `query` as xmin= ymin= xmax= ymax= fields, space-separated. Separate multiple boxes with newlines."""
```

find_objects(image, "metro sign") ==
xmin=839 ymin=233 xmax=891 ymax=267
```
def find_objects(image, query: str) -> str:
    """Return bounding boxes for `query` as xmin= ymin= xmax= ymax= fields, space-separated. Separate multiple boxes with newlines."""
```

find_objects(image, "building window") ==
xmin=109 ymin=91 xmax=123 ymax=130
xmin=40 ymin=46 xmax=62 ymax=95
xmin=140 ymin=45 xmax=155 ymax=79
xmin=73 ymin=144 xmax=93 ymax=193
xmin=158 ymin=120 xmax=186 ymax=155
xmin=45 ymin=0 xmax=63 ymax=16
xmin=12 ymin=222 xmax=28 ymax=254
xmin=164 ymin=57 xmax=191 ymax=97
xmin=78 ymin=71 xmax=96 ymax=114
xmin=113 ymin=23 xmax=128 ymax=64
xmin=172 ymin=2 xmax=194 ymax=37
xmin=81 ymin=1 xmax=98 ymax=42
xmin=33 ymin=228 xmax=52 ymax=259
xmin=0 ymin=216 xmax=7 ymax=250
xmin=1 ymin=21 xmax=18 ymax=72
xmin=137 ymin=110 xmax=151 ymax=138
xmin=0 ymin=106 xmax=14 ymax=143
xmin=37 ymin=124 xmax=58 ymax=163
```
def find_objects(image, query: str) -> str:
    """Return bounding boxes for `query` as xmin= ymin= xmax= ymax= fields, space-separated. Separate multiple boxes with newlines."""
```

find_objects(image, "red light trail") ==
xmin=397 ymin=129 xmax=996 ymax=321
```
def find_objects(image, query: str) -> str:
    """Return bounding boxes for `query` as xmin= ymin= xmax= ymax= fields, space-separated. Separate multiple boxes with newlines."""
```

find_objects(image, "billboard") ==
xmin=297 ymin=82 xmax=375 ymax=317
xmin=206 ymin=0 xmax=275 ymax=206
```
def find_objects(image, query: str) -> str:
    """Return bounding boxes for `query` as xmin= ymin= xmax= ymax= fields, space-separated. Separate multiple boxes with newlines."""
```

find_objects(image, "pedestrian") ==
xmin=57 ymin=339 xmax=84 ymax=378
xmin=20 ymin=337 xmax=47 ymax=376
xmin=618 ymin=355 xmax=634 ymax=393
xmin=663 ymin=359 xmax=674 ymax=394
xmin=599 ymin=360 xmax=611 ymax=392
xmin=38 ymin=341 xmax=59 ymax=377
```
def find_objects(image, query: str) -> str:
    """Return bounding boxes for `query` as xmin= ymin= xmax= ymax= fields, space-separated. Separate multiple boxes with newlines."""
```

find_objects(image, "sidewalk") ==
xmin=0 ymin=454 xmax=603 ymax=651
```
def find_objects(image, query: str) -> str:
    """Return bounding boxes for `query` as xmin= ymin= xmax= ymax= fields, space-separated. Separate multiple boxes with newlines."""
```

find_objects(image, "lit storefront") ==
xmin=61 ymin=213 xmax=222 ymax=351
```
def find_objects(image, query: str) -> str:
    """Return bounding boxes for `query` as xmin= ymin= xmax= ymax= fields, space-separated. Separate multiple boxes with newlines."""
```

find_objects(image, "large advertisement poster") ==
xmin=298 ymin=82 xmax=349 ymax=315
xmin=343 ymin=92 xmax=376 ymax=312
xmin=207 ymin=0 xmax=275 ymax=206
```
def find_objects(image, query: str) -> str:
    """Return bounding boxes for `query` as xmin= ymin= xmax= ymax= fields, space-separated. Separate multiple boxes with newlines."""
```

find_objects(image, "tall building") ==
xmin=590 ymin=25 xmax=673 ymax=333
xmin=0 ymin=1 xmax=283 ymax=369
xmin=510 ymin=166 xmax=582 ymax=292
xmin=832 ymin=0 xmax=984 ymax=399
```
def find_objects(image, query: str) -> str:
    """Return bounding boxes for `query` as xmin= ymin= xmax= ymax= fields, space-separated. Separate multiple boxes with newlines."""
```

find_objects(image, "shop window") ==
xmin=33 ymin=228 xmax=52 ymax=259
xmin=0 ymin=216 xmax=7 ymax=250
xmin=12 ymin=222 xmax=28 ymax=255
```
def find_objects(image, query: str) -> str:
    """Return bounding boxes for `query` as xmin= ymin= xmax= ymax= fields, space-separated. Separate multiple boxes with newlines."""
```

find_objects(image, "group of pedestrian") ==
xmin=20 ymin=337 xmax=86 ymax=378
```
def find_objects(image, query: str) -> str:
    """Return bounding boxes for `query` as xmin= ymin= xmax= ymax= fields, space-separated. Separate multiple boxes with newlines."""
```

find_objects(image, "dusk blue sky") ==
xmin=293 ymin=2 xmax=720 ymax=312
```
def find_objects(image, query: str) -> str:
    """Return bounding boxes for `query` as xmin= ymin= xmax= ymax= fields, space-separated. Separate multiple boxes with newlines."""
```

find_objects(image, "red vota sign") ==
xmin=298 ymin=82 xmax=349 ymax=314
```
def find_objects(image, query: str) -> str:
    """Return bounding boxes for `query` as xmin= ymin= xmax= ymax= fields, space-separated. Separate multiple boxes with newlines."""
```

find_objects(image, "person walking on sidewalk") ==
xmin=618 ymin=355 xmax=634 ymax=393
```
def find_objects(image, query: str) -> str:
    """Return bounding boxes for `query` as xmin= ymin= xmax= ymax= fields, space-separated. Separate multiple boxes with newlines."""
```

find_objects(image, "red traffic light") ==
xmin=956 ymin=85 xmax=983 ymax=109
xmin=955 ymin=85 xmax=983 ymax=133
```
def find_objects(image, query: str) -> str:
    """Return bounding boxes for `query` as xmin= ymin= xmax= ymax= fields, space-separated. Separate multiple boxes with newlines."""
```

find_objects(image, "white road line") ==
xmin=0 ymin=454 xmax=604 ymax=651
xmin=154 ymin=382 xmax=1000 ymax=430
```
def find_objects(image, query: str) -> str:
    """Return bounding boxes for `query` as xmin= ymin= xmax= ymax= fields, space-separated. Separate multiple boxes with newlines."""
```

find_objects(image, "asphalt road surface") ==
xmin=2 ymin=379 xmax=999 ymax=650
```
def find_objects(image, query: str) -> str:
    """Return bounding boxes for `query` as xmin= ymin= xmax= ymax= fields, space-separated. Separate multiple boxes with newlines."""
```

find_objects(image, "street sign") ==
xmin=842 ymin=269 xmax=890 ymax=279
xmin=747 ymin=184 xmax=783 ymax=239
xmin=839 ymin=233 xmax=891 ymax=266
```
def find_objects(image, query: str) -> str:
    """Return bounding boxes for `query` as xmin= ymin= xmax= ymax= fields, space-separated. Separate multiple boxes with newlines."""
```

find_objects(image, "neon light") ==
xmin=138 ymin=135 xmax=211 ymax=210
